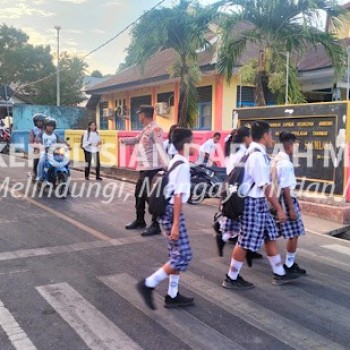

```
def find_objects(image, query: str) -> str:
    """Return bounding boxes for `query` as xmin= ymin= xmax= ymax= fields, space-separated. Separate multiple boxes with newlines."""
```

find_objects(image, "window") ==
xmin=236 ymin=86 xmax=276 ymax=107
xmin=114 ymin=99 xmax=126 ymax=130
xmin=130 ymin=95 xmax=152 ymax=130
xmin=157 ymin=92 xmax=174 ymax=106
xmin=99 ymin=101 xmax=108 ymax=130
xmin=194 ymin=85 xmax=212 ymax=130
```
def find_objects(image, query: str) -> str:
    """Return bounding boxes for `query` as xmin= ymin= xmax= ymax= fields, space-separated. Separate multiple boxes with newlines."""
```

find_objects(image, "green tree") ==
xmin=0 ymin=24 xmax=54 ymax=85
xmin=33 ymin=52 xmax=88 ymax=105
xmin=122 ymin=0 xmax=219 ymax=127
xmin=90 ymin=70 xmax=103 ymax=78
xmin=218 ymin=0 xmax=347 ymax=105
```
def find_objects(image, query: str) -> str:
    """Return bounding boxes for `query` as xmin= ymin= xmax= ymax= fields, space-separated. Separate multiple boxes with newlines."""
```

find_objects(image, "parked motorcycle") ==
xmin=40 ymin=142 xmax=70 ymax=198
xmin=188 ymin=164 xmax=226 ymax=204
xmin=0 ymin=127 xmax=11 ymax=154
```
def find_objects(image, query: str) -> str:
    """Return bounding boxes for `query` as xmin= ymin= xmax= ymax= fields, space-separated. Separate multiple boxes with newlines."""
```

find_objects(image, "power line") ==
xmin=15 ymin=0 xmax=167 ymax=92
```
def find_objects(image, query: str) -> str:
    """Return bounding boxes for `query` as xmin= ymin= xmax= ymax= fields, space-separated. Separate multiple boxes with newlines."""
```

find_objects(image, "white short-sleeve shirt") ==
xmin=199 ymin=138 xmax=216 ymax=156
xmin=242 ymin=142 xmax=271 ymax=198
xmin=166 ymin=154 xmax=191 ymax=204
xmin=226 ymin=144 xmax=247 ymax=175
xmin=274 ymin=151 xmax=297 ymax=196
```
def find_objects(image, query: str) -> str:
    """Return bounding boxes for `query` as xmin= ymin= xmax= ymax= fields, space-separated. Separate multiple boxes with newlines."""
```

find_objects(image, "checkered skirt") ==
xmin=280 ymin=197 xmax=305 ymax=239
xmin=159 ymin=204 xmax=192 ymax=272
xmin=238 ymin=197 xmax=278 ymax=252
xmin=220 ymin=216 xmax=240 ymax=238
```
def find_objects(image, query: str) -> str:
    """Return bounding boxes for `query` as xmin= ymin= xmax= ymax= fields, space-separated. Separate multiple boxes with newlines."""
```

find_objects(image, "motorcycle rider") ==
xmin=29 ymin=113 xmax=46 ymax=181
xmin=35 ymin=117 xmax=67 ymax=182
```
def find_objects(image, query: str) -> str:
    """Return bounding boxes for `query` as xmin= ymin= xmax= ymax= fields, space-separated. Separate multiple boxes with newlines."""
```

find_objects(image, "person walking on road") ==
xmin=82 ymin=121 xmax=102 ymax=181
xmin=271 ymin=132 xmax=306 ymax=275
xmin=137 ymin=127 xmax=195 ymax=309
xmin=198 ymin=132 xmax=221 ymax=165
xmin=120 ymin=105 xmax=166 ymax=236
xmin=222 ymin=121 xmax=302 ymax=290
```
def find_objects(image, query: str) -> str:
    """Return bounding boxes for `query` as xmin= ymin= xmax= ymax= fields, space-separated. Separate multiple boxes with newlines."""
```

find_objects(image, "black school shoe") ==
xmin=283 ymin=263 xmax=307 ymax=275
xmin=164 ymin=293 xmax=194 ymax=308
xmin=272 ymin=271 xmax=302 ymax=285
xmin=136 ymin=279 xmax=156 ymax=310
xmin=141 ymin=223 xmax=161 ymax=236
xmin=222 ymin=274 xmax=255 ymax=290
xmin=125 ymin=220 xmax=147 ymax=230
xmin=246 ymin=250 xmax=264 ymax=267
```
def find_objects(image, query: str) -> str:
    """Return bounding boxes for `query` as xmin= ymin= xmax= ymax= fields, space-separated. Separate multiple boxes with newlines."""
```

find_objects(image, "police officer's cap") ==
xmin=136 ymin=105 xmax=154 ymax=117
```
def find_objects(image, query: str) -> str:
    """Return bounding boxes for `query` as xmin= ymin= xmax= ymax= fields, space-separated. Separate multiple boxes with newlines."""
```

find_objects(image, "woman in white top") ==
xmin=83 ymin=121 xmax=102 ymax=180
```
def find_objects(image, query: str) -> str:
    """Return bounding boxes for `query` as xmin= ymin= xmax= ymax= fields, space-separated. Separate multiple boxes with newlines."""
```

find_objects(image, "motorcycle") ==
xmin=0 ymin=127 xmax=11 ymax=154
xmin=40 ymin=142 xmax=70 ymax=198
xmin=188 ymin=164 xmax=226 ymax=204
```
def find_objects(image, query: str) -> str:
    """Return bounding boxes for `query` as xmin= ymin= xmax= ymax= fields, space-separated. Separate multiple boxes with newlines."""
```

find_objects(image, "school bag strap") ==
xmin=168 ymin=160 xmax=185 ymax=173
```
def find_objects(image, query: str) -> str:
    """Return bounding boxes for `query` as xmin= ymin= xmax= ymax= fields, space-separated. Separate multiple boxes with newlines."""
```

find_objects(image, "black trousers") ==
xmin=84 ymin=150 xmax=100 ymax=179
xmin=135 ymin=169 xmax=161 ymax=224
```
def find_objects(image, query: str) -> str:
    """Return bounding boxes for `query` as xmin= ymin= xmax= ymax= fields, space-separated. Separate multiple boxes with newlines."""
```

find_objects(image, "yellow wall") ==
xmin=222 ymin=76 xmax=238 ymax=130
xmin=154 ymin=83 xmax=177 ymax=131
xmin=96 ymin=74 xmax=240 ymax=132
xmin=65 ymin=130 xmax=119 ymax=167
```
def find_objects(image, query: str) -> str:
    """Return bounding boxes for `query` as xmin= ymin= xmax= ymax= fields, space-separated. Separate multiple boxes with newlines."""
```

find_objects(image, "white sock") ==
xmin=167 ymin=275 xmax=180 ymax=298
xmin=145 ymin=268 xmax=168 ymax=288
xmin=285 ymin=252 xmax=296 ymax=268
xmin=222 ymin=233 xmax=231 ymax=242
xmin=228 ymin=259 xmax=243 ymax=280
xmin=268 ymin=255 xmax=285 ymax=276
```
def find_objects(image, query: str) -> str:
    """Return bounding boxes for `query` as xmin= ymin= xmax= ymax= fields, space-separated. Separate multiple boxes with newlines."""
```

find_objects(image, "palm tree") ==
xmin=124 ymin=0 xmax=219 ymax=127
xmin=217 ymin=0 xmax=347 ymax=105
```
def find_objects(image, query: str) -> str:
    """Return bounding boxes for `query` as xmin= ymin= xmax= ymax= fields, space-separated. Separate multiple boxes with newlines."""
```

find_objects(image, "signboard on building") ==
xmin=234 ymin=103 xmax=347 ymax=196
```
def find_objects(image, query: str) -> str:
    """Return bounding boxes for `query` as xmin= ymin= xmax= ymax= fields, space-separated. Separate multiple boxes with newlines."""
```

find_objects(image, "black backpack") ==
xmin=220 ymin=149 xmax=260 ymax=220
xmin=148 ymin=160 xmax=184 ymax=217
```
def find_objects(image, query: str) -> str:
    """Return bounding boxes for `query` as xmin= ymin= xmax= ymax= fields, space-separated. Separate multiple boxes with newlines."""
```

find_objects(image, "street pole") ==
xmin=285 ymin=51 xmax=290 ymax=105
xmin=4 ymin=84 xmax=11 ymax=132
xmin=347 ymin=48 xmax=350 ymax=101
xmin=54 ymin=26 xmax=61 ymax=107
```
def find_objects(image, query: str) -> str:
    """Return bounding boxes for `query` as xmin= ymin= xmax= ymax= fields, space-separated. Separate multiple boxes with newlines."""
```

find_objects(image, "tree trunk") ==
xmin=255 ymin=50 xmax=266 ymax=106
xmin=178 ymin=83 xmax=190 ymax=127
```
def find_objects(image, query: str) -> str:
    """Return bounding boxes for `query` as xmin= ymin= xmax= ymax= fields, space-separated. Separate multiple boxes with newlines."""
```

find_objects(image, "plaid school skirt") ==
xmin=159 ymin=204 xmax=192 ymax=272
xmin=238 ymin=197 xmax=278 ymax=252
xmin=280 ymin=197 xmax=305 ymax=239
xmin=220 ymin=216 xmax=240 ymax=238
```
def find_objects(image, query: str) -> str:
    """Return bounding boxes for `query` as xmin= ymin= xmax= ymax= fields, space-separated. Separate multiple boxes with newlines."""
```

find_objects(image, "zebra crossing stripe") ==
xmin=0 ymin=299 xmax=37 ymax=350
xmin=203 ymin=257 xmax=350 ymax=337
xmin=98 ymin=273 xmax=246 ymax=350
xmin=36 ymin=282 xmax=141 ymax=350
xmin=181 ymin=271 xmax=347 ymax=350
xmin=320 ymin=244 xmax=350 ymax=256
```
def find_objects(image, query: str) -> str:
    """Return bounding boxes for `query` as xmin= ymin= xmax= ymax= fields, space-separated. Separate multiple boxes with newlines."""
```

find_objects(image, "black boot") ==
xmin=141 ymin=222 xmax=161 ymax=236
xmin=125 ymin=220 xmax=146 ymax=230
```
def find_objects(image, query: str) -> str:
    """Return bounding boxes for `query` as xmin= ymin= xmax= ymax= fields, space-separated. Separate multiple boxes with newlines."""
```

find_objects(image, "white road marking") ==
xmin=321 ymin=244 xmax=350 ymax=256
xmin=36 ymin=282 xmax=141 ymax=350
xmin=0 ymin=299 xmax=37 ymax=350
xmin=0 ymin=235 xmax=161 ymax=262
xmin=181 ymin=271 xmax=347 ymax=350
xmin=99 ymin=273 xmax=246 ymax=350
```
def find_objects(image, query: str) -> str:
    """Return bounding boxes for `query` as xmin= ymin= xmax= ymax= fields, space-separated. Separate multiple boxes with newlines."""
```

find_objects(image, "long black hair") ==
xmin=224 ymin=129 xmax=237 ymax=157
xmin=87 ymin=120 xmax=98 ymax=140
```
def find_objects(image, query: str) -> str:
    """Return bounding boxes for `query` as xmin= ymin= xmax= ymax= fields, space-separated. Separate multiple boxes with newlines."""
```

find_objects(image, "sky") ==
xmin=0 ymin=0 xmax=348 ymax=76
xmin=0 ymin=0 xmax=216 ymax=76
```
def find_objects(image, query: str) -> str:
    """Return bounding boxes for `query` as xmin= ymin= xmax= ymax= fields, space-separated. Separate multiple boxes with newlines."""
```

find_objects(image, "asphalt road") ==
xmin=0 ymin=154 xmax=350 ymax=350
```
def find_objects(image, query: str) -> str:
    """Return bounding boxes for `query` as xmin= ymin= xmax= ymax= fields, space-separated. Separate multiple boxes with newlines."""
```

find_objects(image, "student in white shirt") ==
xmin=163 ymin=124 xmax=178 ymax=159
xmin=198 ymin=132 xmax=221 ymax=165
xmin=83 ymin=121 xmax=102 ymax=180
xmin=137 ymin=127 xmax=195 ymax=310
xmin=215 ymin=126 xmax=253 ymax=257
xmin=272 ymin=132 xmax=306 ymax=274
xmin=222 ymin=121 xmax=302 ymax=290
